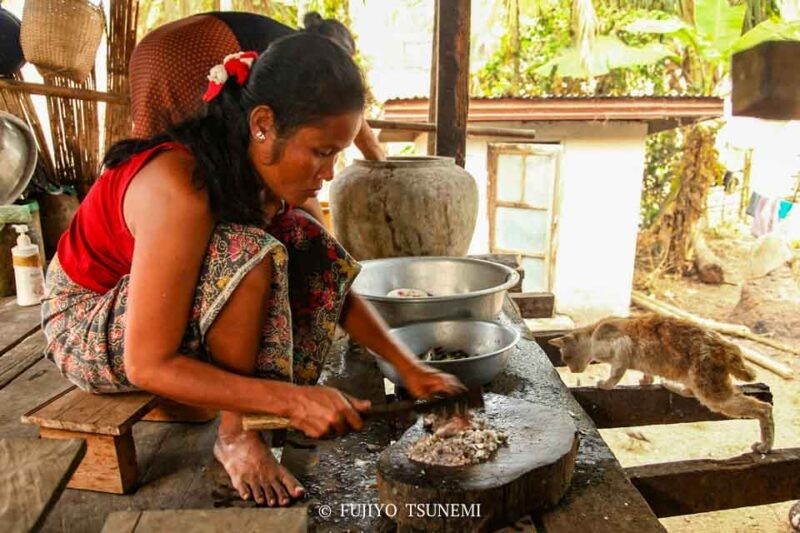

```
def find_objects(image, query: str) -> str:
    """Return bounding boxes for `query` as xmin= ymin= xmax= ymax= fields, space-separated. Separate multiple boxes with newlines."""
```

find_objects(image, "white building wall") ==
xmin=414 ymin=121 xmax=649 ymax=324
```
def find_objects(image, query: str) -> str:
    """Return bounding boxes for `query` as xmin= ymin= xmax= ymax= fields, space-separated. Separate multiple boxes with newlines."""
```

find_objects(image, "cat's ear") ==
xmin=549 ymin=336 xmax=568 ymax=348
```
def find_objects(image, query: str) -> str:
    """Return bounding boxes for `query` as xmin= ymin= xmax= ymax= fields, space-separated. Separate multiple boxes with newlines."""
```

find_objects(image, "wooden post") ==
xmin=434 ymin=0 xmax=470 ymax=167
xmin=427 ymin=0 xmax=440 ymax=155
xmin=732 ymin=41 xmax=800 ymax=120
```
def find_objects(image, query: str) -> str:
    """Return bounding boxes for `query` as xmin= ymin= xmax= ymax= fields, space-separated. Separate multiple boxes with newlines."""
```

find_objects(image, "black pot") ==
xmin=0 ymin=7 xmax=24 ymax=76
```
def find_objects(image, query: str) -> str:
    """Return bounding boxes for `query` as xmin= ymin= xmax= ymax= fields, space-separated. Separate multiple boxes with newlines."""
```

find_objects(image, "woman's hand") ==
xmin=398 ymin=362 xmax=466 ymax=400
xmin=289 ymin=385 xmax=371 ymax=438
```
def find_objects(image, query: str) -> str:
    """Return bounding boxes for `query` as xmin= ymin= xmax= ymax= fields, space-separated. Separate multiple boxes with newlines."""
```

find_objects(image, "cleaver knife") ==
xmin=242 ymin=386 xmax=484 ymax=432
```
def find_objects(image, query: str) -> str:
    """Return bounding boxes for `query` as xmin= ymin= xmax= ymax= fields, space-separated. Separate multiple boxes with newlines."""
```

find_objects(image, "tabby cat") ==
xmin=549 ymin=314 xmax=773 ymax=453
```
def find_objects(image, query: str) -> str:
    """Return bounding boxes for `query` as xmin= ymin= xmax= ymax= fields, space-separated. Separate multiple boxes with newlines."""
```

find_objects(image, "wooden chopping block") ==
xmin=377 ymin=394 xmax=578 ymax=532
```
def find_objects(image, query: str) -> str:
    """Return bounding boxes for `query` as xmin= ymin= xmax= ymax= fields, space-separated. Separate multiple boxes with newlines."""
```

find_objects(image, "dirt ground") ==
xmin=556 ymin=229 xmax=800 ymax=533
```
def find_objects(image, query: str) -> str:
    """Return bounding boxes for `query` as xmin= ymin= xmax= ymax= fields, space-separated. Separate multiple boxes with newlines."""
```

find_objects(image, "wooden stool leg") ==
xmin=142 ymin=399 xmax=218 ymax=423
xmin=39 ymin=427 xmax=137 ymax=494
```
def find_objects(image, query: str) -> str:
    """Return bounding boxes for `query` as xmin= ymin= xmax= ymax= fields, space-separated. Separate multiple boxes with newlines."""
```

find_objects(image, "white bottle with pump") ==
xmin=11 ymin=224 xmax=45 ymax=306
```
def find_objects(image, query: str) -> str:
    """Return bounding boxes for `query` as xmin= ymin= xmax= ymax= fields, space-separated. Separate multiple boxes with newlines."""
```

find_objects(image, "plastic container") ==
xmin=11 ymin=224 xmax=44 ymax=306
xmin=0 ymin=201 xmax=45 ymax=297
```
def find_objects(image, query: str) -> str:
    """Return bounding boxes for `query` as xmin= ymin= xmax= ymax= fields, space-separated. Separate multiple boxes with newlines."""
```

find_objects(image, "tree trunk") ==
xmin=692 ymin=228 xmax=724 ymax=284
xmin=638 ymin=124 xmax=724 ymax=280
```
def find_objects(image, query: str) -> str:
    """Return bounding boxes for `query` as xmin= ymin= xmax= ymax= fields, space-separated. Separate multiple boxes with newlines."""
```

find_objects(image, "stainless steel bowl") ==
xmin=353 ymin=256 xmax=519 ymax=327
xmin=373 ymin=319 xmax=520 ymax=387
xmin=0 ymin=111 xmax=37 ymax=205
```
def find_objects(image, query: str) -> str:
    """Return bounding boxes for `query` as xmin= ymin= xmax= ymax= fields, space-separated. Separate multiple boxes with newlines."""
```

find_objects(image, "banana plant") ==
xmin=622 ymin=0 xmax=749 ymax=92
xmin=730 ymin=18 xmax=800 ymax=52
xmin=535 ymin=34 xmax=678 ymax=76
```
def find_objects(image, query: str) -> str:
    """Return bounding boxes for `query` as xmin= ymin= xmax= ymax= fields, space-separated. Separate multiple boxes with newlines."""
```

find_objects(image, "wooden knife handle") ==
xmin=241 ymin=414 xmax=292 ymax=431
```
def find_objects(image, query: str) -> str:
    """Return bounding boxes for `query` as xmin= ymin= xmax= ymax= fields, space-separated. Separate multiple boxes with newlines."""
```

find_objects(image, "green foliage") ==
xmin=474 ymin=7 xmax=572 ymax=97
xmin=641 ymin=129 xmax=684 ymax=228
xmin=473 ymin=5 xmax=692 ymax=97
xmin=693 ymin=0 xmax=747 ymax=59
xmin=535 ymin=35 xmax=676 ymax=76
xmin=731 ymin=18 xmax=800 ymax=52
xmin=240 ymin=1 xmax=297 ymax=26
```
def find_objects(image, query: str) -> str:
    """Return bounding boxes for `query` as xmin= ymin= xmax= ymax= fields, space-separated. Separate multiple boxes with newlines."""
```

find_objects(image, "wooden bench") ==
xmin=21 ymin=386 xmax=216 ymax=494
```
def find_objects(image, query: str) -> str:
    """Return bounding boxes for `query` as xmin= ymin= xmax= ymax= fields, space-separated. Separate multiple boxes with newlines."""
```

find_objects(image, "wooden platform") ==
xmin=101 ymin=508 xmax=307 ymax=533
xmin=0 ymin=437 xmax=86 ymax=532
xmin=1 ymin=293 xmax=798 ymax=531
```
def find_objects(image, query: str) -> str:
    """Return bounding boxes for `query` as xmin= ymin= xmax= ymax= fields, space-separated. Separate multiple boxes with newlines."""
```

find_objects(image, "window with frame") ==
xmin=488 ymin=143 xmax=561 ymax=292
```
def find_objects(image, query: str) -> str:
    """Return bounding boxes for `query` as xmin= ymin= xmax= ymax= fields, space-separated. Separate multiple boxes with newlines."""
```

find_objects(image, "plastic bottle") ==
xmin=11 ymin=224 xmax=44 ymax=306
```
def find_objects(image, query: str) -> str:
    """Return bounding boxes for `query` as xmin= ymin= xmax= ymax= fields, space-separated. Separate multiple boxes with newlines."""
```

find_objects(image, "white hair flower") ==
xmin=207 ymin=64 xmax=228 ymax=85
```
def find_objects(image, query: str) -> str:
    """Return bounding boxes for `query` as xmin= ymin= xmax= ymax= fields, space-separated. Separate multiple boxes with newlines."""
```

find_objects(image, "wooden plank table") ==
xmin=0 ymin=298 xmax=663 ymax=532
xmin=279 ymin=302 xmax=664 ymax=532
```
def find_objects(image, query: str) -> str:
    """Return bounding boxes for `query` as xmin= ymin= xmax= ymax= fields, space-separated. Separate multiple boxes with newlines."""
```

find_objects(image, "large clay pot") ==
xmin=329 ymin=156 xmax=478 ymax=259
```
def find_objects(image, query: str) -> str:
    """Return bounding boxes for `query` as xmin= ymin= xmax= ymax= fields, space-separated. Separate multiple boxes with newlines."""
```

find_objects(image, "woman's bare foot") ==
xmin=214 ymin=412 xmax=304 ymax=506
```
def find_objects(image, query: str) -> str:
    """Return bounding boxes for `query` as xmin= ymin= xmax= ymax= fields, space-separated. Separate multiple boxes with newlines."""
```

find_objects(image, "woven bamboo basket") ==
xmin=20 ymin=0 xmax=105 ymax=84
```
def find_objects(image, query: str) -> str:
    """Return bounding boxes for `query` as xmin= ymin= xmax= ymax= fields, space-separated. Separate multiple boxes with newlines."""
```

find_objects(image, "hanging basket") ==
xmin=20 ymin=0 xmax=105 ymax=84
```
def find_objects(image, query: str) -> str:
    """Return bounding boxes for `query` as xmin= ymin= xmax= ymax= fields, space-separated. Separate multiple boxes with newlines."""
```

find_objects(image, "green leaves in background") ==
xmin=694 ymin=0 xmax=747 ymax=58
xmin=731 ymin=18 xmax=800 ymax=53
xmin=535 ymin=34 xmax=676 ymax=77
xmin=623 ymin=16 xmax=699 ymax=50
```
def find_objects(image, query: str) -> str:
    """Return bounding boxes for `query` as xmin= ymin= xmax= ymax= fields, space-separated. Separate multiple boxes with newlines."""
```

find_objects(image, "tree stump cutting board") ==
xmin=377 ymin=394 xmax=578 ymax=532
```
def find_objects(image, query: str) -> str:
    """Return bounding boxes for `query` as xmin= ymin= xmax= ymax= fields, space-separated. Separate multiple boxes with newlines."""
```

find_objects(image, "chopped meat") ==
xmin=422 ymin=411 xmax=474 ymax=437
xmin=408 ymin=415 xmax=507 ymax=467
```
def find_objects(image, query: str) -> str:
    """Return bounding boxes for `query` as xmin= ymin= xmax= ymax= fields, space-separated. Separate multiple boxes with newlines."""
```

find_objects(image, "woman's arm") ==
xmin=121 ymin=152 xmax=367 ymax=437
xmin=339 ymin=293 xmax=464 ymax=398
xmin=353 ymin=115 xmax=385 ymax=161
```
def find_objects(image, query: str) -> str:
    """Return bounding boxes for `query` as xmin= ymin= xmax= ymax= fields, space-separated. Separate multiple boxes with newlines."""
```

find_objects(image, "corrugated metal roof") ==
xmin=383 ymin=96 xmax=724 ymax=125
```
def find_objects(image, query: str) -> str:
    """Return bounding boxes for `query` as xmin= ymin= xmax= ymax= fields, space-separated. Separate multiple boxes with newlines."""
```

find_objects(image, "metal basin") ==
xmin=373 ymin=319 xmax=520 ymax=387
xmin=353 ymin=256 xmax=519 ymax=327
xmin=0 ymin=111 xmax=37 ymax=205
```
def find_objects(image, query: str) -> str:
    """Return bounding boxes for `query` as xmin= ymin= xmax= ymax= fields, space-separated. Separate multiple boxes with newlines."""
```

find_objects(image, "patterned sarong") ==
xmin=41 ymin=209 xmax=360 ymax=393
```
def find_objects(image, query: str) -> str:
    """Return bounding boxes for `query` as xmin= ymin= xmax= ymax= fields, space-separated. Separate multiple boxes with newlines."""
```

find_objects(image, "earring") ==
xmin=255 ymin=131 xmax=266 ymax=142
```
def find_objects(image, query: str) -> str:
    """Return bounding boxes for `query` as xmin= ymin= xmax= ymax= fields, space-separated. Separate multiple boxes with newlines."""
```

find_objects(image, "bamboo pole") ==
xmin=0 ymin=73 xmax=56 ymax=180
xmin=368 ymin=119 xmax=435 ymax=132
xmin=467 ymin=124 xmax=537 ymax=139
xmin=104 ymin=0 xmax=139 ymax=146
xmin=633 ymin=291 xmax=800 ymax=356
xmin=739 ymin=345 xmax=794 ymax=380
xmin=0 ymin=79 xmax=127 ymax=104
xmin=632 ymin=291 xmax=751 ymax=336
xmin=631 ymin=291 xmax=794 ymax=379
xmin=367 ymin=119 xmax=537 ymax=140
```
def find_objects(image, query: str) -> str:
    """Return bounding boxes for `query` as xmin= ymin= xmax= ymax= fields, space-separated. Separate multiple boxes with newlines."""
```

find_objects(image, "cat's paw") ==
xmin=597 ymin=380 xmax=615 ymax=390
xmin=752 ymin=441 xmax=772 ymax=454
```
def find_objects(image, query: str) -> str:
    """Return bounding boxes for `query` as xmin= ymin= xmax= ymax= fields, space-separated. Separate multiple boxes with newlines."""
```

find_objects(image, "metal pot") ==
xmin=0 ymin=111 xmax=37 ymax=205
xmin=353 ymin=256 xmax=519 ymax=327
xmin=373 ymin=319 xmax=521 ymax=387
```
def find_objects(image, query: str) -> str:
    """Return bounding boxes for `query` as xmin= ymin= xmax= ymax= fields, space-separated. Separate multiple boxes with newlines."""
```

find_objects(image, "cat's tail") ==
xmin=728 ymin=346 xmax=757 ymax=382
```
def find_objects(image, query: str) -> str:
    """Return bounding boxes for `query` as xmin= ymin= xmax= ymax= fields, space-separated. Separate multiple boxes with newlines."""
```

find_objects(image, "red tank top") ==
xmin=57 ymin=142 xmax=186 ymax=293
